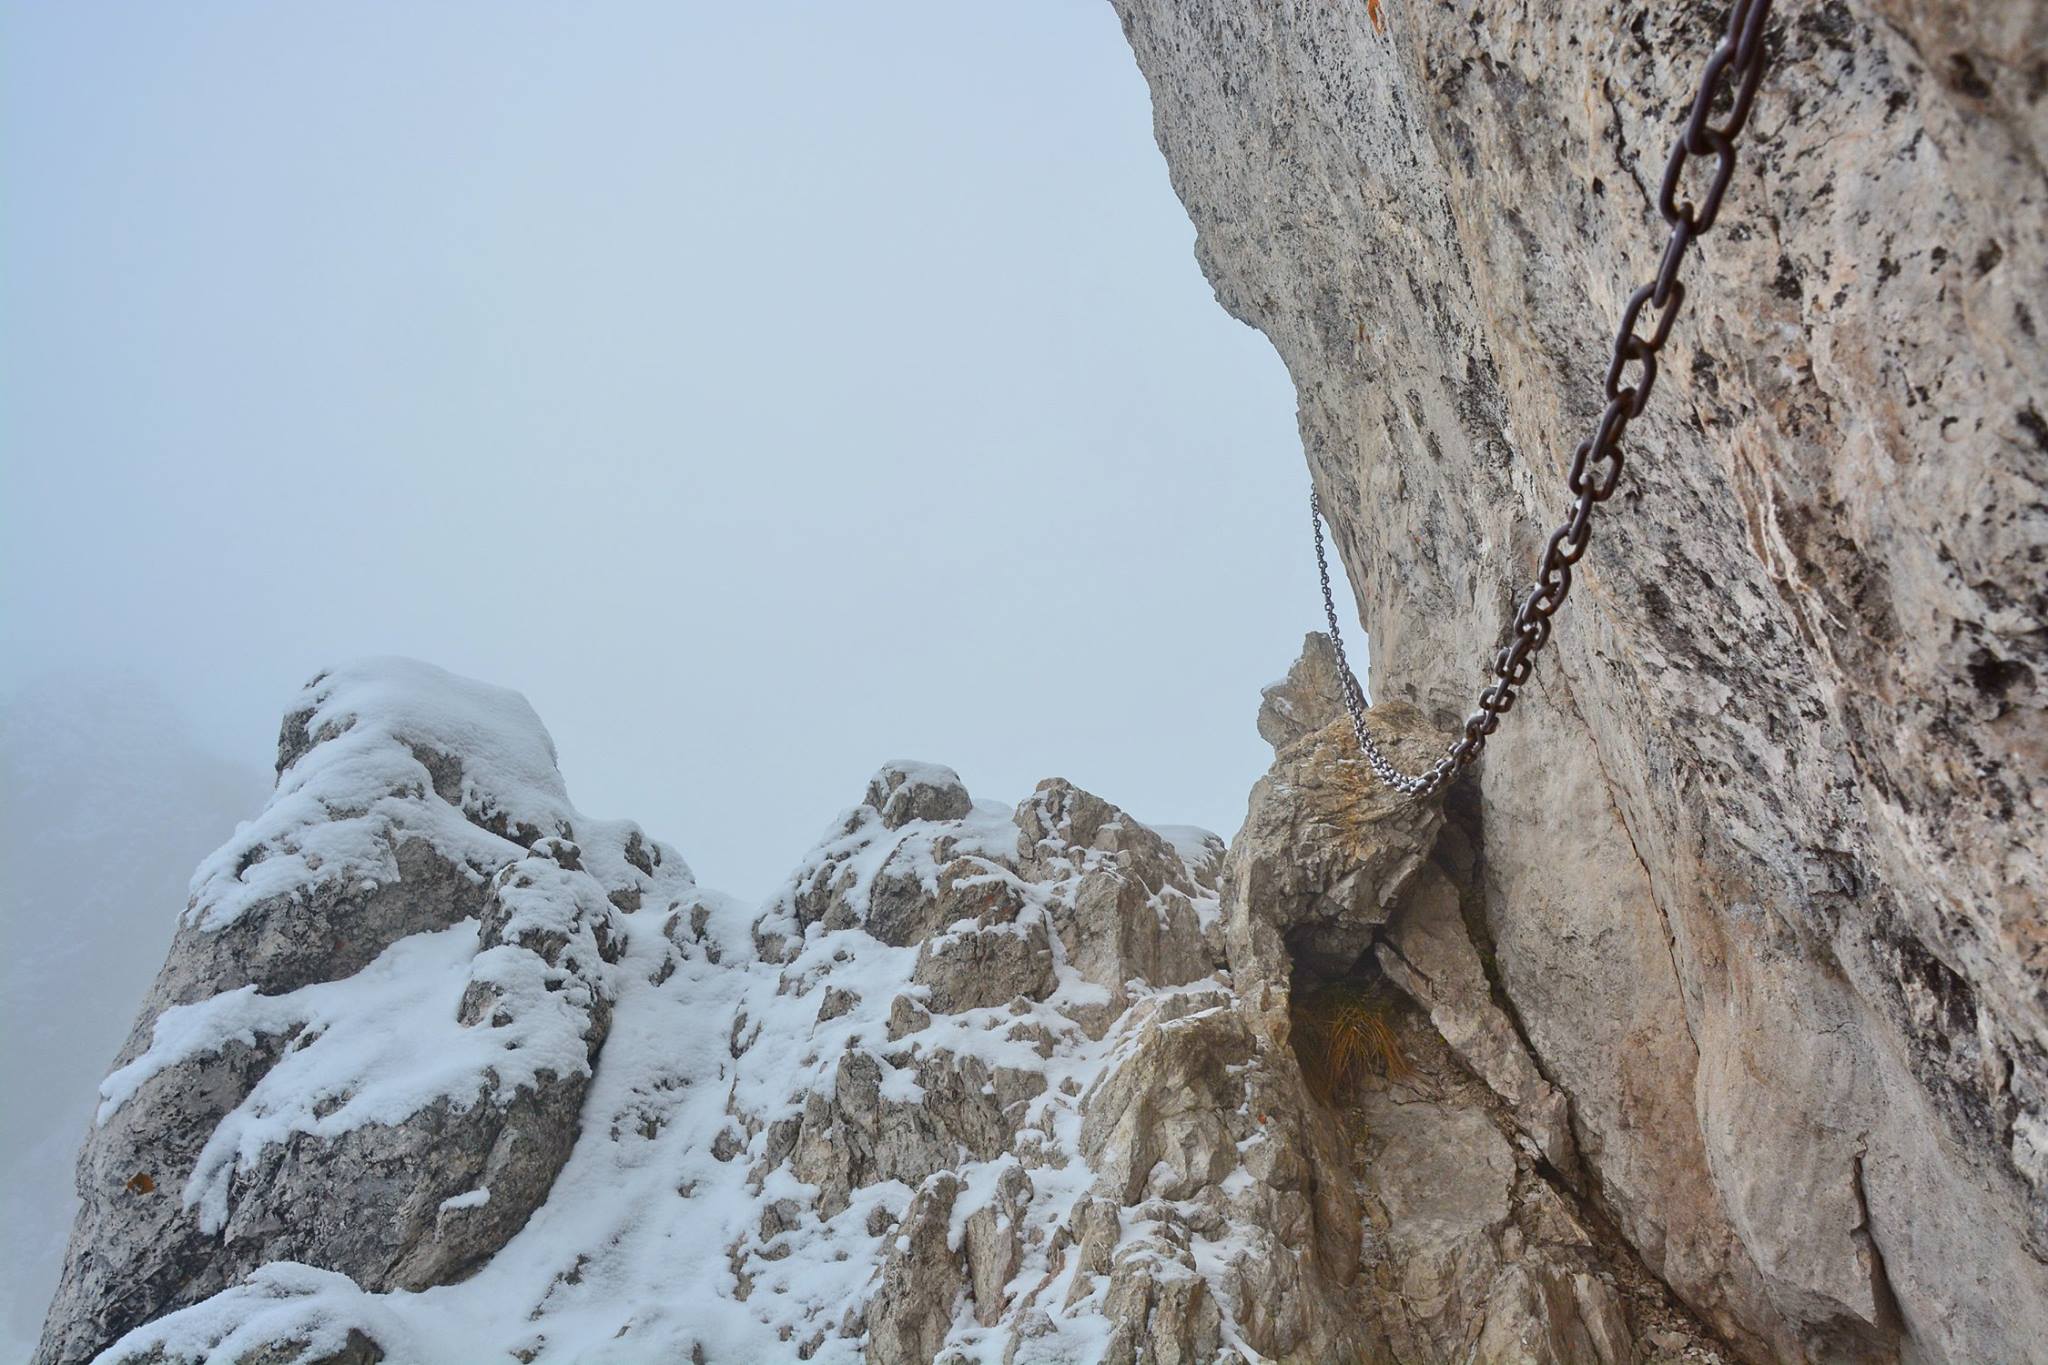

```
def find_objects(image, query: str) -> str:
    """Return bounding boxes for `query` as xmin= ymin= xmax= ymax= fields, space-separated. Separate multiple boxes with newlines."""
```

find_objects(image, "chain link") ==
xmin=1315 ymin=0 xmax=1774 ymax=798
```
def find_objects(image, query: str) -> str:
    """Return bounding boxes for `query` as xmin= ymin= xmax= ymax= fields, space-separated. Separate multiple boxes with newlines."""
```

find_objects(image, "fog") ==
xmin=0 ymin=1 xmax=1336 ymax=1347
xmin=0 ymin=677 xmax=269 ymax=1353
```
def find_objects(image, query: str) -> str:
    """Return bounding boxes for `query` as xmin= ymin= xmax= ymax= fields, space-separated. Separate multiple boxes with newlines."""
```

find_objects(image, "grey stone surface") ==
xmin=1222 ymin=696 xmax=1444 ymax=1007
xmin=1113 ymin=2 xmax=2047 ymax=1360
xmin=1375 ymin=863 xmax=1579 ymax=1178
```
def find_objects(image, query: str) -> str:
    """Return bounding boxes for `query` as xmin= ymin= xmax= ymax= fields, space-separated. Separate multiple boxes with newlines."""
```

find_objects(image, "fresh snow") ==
xmin=99 ymin=920 xmax=600 ymax=1234
xmin=184 ymin=659 xmax=585 ymax=933
xmin=90 ymin=658 xmax=1242 ymax=1365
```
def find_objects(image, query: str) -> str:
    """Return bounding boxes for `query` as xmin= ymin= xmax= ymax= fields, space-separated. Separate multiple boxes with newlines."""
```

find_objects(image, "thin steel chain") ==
xmin=1316 ymin=0 xmax=1775 ymax=798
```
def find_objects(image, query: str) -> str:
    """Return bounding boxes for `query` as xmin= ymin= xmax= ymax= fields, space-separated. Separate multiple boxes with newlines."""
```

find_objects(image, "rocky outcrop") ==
xmin=35 ymin=662 xmax=685 ymax=1365
xmin=43 ymin=650 xmax=1747 ymax=1363
xmin=720 ymin=646 xmax=1719 ymax=1363
xmin=1236 ymin=638 xmax=1728 ymax=1363
xmin=1113 ymin=2 xmax=2047 ymax=1361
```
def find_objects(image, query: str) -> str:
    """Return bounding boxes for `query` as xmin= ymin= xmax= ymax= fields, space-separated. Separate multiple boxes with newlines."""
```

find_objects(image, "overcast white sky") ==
xmin=0 ymin=0 xmax=1331 ymax=902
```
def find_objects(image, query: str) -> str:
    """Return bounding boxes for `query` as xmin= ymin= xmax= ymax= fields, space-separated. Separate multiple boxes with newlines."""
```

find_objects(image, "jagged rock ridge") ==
xmin=39 ymin=652 xmax=1738 ymax=1363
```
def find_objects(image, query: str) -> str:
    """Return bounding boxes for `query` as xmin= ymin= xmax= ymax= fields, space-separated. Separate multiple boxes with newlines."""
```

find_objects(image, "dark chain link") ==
xmin=1315 ymin=0 xmax=1775 ymax=798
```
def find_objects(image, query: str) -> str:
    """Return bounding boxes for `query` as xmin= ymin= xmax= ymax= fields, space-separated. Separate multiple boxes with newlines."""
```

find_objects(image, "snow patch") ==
xmin=100 ymin=921 xmax=600 ymax=1235
xmin=88 ymin=661 xmax=1255 ymax=1363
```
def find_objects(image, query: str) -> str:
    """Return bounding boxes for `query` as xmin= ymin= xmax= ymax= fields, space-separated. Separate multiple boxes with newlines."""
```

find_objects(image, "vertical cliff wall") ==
xmin=1112 ymin=1 xmax=2046 ymax=1360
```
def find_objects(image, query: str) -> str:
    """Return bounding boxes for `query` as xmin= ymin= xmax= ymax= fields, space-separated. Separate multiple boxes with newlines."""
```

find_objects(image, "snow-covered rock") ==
xmin=35 ymin=662 xmax=688 ymax=1365
xmin=39 ymin=651 xmax=1739 ymax=1363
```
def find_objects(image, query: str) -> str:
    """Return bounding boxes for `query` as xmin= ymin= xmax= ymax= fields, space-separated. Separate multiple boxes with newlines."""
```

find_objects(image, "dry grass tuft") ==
xmin=1291 ymin=980 xmax=1411 ymax=1104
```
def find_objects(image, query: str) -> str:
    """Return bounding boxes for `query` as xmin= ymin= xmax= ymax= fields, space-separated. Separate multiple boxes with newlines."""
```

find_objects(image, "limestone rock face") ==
xmin=1223 ymin=694 xmax=1442 ymax=990
xmin=1113 ymin=2 xmax=2048 ymax=1361
xmin=1226 ymin=636 xmax=1721 ymax=1363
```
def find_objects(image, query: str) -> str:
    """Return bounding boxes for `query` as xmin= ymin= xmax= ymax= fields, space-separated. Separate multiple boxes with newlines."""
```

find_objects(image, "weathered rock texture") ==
xmin=41 ymin=653 xmax=1743 ymax=1364
xmin=1114 ymin=1 xmax=2047 ymax=1360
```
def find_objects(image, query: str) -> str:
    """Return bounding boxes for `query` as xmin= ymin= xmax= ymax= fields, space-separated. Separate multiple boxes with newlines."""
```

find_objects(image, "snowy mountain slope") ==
xmin=38 ymin=654 xmax=1726 ymax=1364
xmin=38 ymin=660 xmax=1255 ymax=1363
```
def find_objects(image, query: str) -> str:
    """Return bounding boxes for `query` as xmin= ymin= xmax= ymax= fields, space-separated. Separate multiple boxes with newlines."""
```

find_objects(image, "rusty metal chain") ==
xmin=1315 ymin=0 xmax=1775 ymax=797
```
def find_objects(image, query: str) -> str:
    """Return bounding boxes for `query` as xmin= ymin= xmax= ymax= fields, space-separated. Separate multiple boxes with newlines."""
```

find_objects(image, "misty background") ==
xmin=0 ymin=1 xmax=1342 ymax=1350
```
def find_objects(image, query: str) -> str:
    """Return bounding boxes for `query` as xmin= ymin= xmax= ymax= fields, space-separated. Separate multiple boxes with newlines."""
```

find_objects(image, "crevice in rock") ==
xmin=1599 ymin=76 xmax=1655 ymax=205
xmin=1547 ymin=663 xmax=1708 ymax=1066
xmin=1524 ymin=1145 xmax=1748 ymax=1365
xmin=1285 ymin=927 xmax=1740 ymax=1364
xmin=1430 ymin=774 xmax=1572 ymax=1101
xmin=1284 ymin=951 xmax=1415 ymax=1105
xmin=1344 ymin=775 xmax=1754 ymax=1364
xmin=1850 ymin=1150 xmax=1905 ymax=1340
